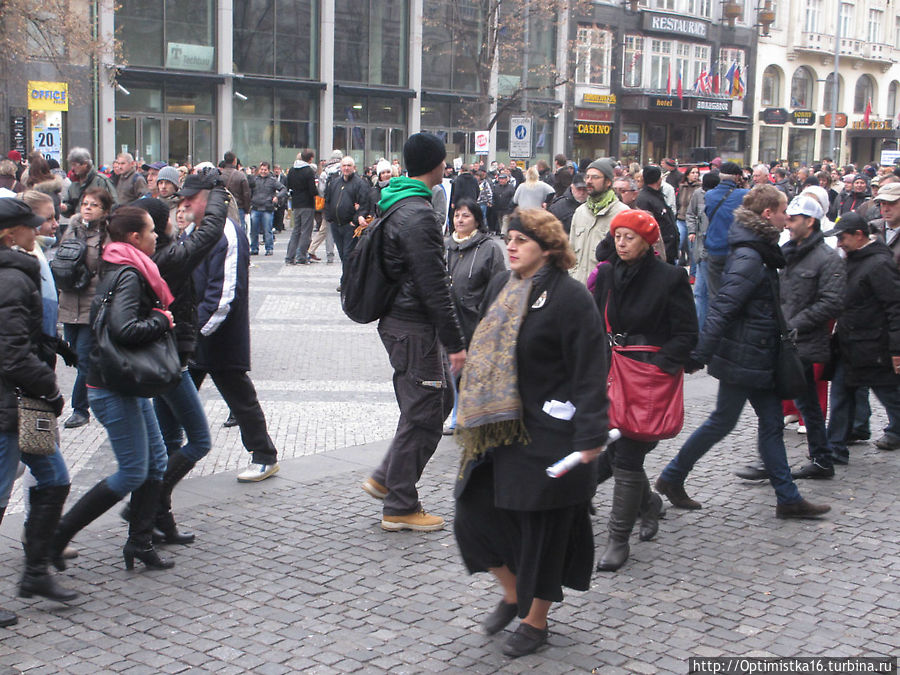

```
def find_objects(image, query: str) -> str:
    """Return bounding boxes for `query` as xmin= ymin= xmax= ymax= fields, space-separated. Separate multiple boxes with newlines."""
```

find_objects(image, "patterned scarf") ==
xmin=586 ymin=188 xmax=618 ymax=216
xmin=456 ymin=272 xmax=533 ymax=471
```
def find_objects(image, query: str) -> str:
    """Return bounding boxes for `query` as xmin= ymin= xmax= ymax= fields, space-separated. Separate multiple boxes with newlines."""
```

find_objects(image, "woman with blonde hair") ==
xmin=512 ymin=166 xmax=555 ymax=210
xmin=454 ymin=208 xmax=609 ymax=657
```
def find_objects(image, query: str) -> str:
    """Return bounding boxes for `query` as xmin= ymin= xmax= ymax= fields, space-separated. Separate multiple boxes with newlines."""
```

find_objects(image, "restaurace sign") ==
xmin=642 ymin=12 xmax=709 ymax=39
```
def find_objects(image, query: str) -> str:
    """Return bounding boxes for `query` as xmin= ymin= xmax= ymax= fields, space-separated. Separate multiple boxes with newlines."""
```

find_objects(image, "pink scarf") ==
xmin=101 ymin=241 xmax=175 ymax=308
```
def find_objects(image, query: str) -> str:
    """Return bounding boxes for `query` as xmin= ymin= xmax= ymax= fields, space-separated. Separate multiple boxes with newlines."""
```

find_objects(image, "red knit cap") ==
xmin=609 ymin=209 xmax=660 ymax=245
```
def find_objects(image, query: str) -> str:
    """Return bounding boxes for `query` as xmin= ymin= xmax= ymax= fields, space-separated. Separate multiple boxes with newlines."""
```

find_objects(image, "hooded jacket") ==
xmin=0 ymin=247 xmax=60 ymax=432
xmin=569 ymin=195 xmax=630 ymax=285
xmin=378 ymin=177 xmax=465 ymax=353
xmin=693 ymin=207 xmax=783 ymax=389
xmin=837 ymin=240 xmax=900 ymax=387
xmin=286 ymin=161 xmax=318 ymax=210
xmin=446 ymin=230 xmax=506 ymax=346
xmin=636 ymin=184 xmax=678 ymax=263
xmin=779 ymin=230 xmax=845 ymax=363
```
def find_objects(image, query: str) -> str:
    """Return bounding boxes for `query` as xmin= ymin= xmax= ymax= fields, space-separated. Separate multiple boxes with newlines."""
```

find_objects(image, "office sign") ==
xmin=27 ymin=81 xmax=68 ymax=111
xmin=166 ymin=42 xmax=215 ymax=71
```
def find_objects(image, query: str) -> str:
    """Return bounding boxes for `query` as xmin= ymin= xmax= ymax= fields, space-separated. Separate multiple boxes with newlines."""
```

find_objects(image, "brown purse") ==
xmin=18 ymin=396 xmax=58 ymax=456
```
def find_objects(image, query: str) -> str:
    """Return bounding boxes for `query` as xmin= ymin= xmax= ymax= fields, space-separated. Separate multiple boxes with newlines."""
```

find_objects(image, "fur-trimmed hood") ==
xmin=732 ymin=206 xmax=781 ymax=245
xmin=30 ymin=175 xmax=64 ymax=195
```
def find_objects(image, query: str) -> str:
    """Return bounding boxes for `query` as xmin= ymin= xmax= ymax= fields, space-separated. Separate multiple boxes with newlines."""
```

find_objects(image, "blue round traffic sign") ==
xmin=514 ymin=125 xmax=527 ymax=140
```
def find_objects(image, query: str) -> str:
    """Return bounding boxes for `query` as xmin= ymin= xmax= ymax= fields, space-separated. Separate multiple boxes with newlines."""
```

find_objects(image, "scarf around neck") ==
xmin=102 ymin=241 xmax=175 ymax=308
xmin=586 ymin=188 xmax=617 ymax=216
xmin=456 ymin=272 xmax=534 ymax=470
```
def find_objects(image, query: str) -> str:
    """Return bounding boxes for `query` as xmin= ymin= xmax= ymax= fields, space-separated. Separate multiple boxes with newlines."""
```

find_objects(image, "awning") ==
xmin=334 ymin=84 xmax=417 ymax=99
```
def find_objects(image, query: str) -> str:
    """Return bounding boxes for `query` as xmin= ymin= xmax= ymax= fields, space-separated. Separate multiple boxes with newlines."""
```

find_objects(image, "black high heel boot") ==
xmin=638 ymin=474 xmax=666 ymax=542
xmin=50 ymin=480 xmax=122 ymax=571
xmin=596 ymin=468 xmax=644 ymax=572
xmin=0 ymin=508 xmax=17 ymax=627
xmin=153 ymin=450 xmax=197 ymax=545
xmin=123 ymin=480 xmax=174 ymax=570
xmin=19 ymin=485 xmax=79 ymax=602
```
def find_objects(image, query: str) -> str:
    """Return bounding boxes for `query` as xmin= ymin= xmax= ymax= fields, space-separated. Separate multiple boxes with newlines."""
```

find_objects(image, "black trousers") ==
xmin=189 ymin=368 xmax=278 ymax=465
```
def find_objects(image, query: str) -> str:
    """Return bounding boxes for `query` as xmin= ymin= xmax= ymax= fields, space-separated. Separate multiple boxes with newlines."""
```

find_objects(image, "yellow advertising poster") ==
xmin=27 ymin=81 xmax=69 ymax=112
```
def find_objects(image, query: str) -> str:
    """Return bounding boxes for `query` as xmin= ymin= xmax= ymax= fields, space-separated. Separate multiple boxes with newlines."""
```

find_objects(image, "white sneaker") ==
xmin=797 ymin=425 xmax=807 ymax=434
xmin=783 ymin=414 xmax=800 ymax=426
xmin=236 ymin=462 xmax=280 ymax=483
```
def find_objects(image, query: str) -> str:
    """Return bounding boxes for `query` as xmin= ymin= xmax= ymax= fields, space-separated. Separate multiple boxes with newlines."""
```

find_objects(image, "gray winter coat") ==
xmin=446 ymin=231 xmax=506 ymax=346
xmin=779 ymin=231 xmax=845 ymax=363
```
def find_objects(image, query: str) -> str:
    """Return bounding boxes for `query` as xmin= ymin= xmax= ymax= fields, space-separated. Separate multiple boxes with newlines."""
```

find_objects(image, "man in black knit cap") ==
xmin=361 ymin=133 xmax=467 ymax=532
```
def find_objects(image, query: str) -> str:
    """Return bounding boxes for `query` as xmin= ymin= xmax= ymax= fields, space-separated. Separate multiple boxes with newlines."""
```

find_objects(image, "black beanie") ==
xmin=403 ymin=133 xmax=447 ymax=177
xmin=131 ymin=198 xmax=171 ymax=236
xmin=643 ymin=165 xmax=661 ymax=185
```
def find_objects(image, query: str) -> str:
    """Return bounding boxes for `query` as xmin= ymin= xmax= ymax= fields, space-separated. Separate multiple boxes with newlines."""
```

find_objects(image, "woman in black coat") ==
xmin=51 ymin=207 xmax=178 ymax=572
xmin=0 ymin=200 xmax=75 ymax=627
xmin=592 ymin=210 xmax=698 ymax=572
xmin=454 ymin=208 xmax=609 ymax=658
xmin=443 ymin=198 xmax=506 ymax=434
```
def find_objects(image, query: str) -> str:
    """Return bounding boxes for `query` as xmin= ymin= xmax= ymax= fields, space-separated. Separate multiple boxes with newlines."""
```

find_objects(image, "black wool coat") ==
xmin=837 ymin=240 xmax=900 ymax=387
xmin=592 ymin=249 xmax=698 ymax=374
xmin=456 ymin=266 xmax=609 ymax=511
xmin=0 ymin=248 xmax=59 ymax=432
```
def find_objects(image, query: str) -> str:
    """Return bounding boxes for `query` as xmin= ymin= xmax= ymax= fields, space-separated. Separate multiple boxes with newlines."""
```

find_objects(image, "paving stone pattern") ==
xmin=0 ymin=234 xmax=896 ymax=673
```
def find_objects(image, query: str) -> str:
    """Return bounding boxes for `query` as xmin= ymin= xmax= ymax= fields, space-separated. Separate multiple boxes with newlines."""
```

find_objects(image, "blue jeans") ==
xmin=827 ymin=360 xmax=900 ymax=460
xmin=89 ymin=388 xmax=168 ymax=497
xmin=660 ymin=381 xmax=802 ymax=505
xmin=792 ymin=361 xmax=832 ymax=467
xmin=250 ymin=210 xmax=274 ymax=254
xmin=154 ymin=368 xmax=211 ymax=463
xmin=237 ymin=209 xmax=248 ymax=233
xmin=447 ymin=374 xmax=459 ymax=430
xmin=63 ymin=323 xmax=95 ymax=416
xmin=0 ymin=434 xmax=69 ymax=510
xmin=693 ymin=259 xmax=709 ymax=330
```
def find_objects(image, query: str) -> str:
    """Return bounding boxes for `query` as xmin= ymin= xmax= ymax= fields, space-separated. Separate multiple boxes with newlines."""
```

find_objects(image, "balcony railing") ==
xmin=862 ymin=42 xmax=892 ymax=62
xmin=798 ymin=32 xmax=834 ymax=52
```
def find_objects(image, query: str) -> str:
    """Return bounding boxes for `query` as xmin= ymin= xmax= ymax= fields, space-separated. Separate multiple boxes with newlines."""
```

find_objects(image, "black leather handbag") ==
xmin=91 ymin=269 xmax=181 ymax=398
xmin=769 ymin=276 xmax=807 ymax=400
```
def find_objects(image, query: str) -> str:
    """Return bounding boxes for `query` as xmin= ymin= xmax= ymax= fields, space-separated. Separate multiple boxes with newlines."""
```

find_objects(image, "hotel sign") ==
xmin=650 ymin=96 xmax=681 ymax=110
xmin=643 ymin=12 xmax=709 ymax=39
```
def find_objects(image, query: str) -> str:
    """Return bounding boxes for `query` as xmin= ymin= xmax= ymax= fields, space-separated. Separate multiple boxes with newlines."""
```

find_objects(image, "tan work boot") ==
xmin=381 ymin=510 xmax=445 ymax=532
xmin=362 ymin=478 xmax=388 ymax=500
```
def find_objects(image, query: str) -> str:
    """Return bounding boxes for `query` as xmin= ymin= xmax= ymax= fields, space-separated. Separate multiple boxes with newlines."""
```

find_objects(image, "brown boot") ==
xmin=654 ymin=477 xmax=702 ymax=510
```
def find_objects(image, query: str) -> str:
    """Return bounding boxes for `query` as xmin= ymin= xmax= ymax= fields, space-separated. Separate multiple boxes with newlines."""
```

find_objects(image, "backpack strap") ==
xmin=706 ymin=185 xmax=736 ymax=223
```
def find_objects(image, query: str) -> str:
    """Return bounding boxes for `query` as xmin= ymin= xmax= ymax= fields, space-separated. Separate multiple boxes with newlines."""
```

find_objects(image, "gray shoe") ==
xmin=874 ymin=435 xmax=900 ymax=450
xmin=63 ymin=412 xmax=90 ymax=429
xmin=236 ymin=463 xmax=280 ymax=483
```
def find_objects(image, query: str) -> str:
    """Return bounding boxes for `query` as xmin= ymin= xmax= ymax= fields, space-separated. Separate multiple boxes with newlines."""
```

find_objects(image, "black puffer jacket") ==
xmin=779 ymin=230 xmax=845 ymax=363
xmin=593 ymin=249 xmax=698 ymax=375
xmin=324 ymin=172 xmax=370 ymax=226
xmin=693 ymin=207 xmax=783 ymax=389
xmin=87 ymin=264 xmax=172 ymax=391
xmin=153 ymin=188 xmax=228 ymax=362
xmin=548 ymin=187 xmax=582 ymax=235
xmin=837 ymin=240 xmax=900 ymax=387
xmin=635 ymin=185 xmax=679 ymax=263
xmin=446 ymin=230 xmax=506 ymax=346
xmin=382 ymin=194 xmax=465 ymax=354
xmin=0 ymin=248 xmax=60 ymax=432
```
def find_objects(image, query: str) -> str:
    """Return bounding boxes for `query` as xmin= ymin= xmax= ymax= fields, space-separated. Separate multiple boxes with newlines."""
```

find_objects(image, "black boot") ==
xmin=123 ymin=480 xmax=174 ymax=571
xmin=597 ymin=468 xmax=644 ymax=572
xmin=638 ymin=475 xmax=665 ymax=542
xmin=50 ymin=480 xmax=122 ymax=571
xmin=153 ymin=450 xmax=196 ymax=545
xmin=0 ymin=508 xmax=17 ymax=627
xmin=19 ymin=485 xmax=79 ymax=602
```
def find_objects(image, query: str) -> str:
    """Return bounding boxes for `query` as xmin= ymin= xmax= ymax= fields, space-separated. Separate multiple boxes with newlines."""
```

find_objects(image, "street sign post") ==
xmin=509 ymin=116 xmax=532 ymax=159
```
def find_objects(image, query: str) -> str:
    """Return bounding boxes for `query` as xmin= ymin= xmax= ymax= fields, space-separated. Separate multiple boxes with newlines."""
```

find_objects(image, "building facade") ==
xmin=751 ymin=0 xmax=900 ymax=166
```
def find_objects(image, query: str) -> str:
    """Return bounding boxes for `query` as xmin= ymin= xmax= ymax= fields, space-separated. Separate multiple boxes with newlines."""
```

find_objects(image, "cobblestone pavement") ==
xmin=0 ymin=232 xmax=897 ymax=673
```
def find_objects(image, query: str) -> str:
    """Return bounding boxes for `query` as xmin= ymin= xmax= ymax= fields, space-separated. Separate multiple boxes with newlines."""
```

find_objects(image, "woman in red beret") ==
xmin=591 ymin=209 xmax=698 ymax=571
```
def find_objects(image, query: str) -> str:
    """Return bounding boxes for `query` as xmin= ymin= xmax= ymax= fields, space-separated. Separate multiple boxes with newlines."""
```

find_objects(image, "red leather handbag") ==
xmin=605 ymin=297 xmax=685 ymax=442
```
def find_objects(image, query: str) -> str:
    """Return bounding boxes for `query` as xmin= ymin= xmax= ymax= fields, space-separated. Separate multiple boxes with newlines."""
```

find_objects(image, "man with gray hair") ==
xmin=613 ymin=176 xmax=639 ymax=208
xmin=112 ymin=152 xmax=149 ymax=203
xmin=61 ymin=147 xmax=117 ymax=216
xmin=324 ymin=155 xmax=370 ymax=277
xmin=752 ymin=164 xmax=771 ymax=186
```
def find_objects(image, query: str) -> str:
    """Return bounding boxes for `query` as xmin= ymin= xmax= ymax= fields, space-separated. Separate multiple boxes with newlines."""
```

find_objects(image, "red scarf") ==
xmin=101 ymin=241 xmax=175 ymax=308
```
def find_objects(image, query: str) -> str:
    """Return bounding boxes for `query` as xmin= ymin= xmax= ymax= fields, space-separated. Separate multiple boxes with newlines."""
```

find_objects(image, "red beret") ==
xmin=7 ymin=150 xmax=21 ymax=162
xmin=610 ymin=209 xmax=660 ymax=246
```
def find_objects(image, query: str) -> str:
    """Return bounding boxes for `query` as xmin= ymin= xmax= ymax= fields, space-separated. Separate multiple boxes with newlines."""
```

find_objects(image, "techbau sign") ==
xmin=27 ymin=81 xmax=69 ymax=112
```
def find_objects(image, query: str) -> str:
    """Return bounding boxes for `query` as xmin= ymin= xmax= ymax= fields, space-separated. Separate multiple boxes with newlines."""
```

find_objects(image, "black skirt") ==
xmin=454 ymin=457 xmax=594 ymax=619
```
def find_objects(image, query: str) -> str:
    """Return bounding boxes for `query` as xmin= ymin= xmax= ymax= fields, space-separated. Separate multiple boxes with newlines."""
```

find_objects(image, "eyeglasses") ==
xmin=503 ymin=233 xmax=532 ymax=245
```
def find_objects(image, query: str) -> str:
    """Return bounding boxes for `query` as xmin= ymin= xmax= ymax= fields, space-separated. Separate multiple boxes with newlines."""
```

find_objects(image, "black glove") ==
xmin=44 ymin=392 xmax=65 ymax=418
xmin=56 ymin=339 xmax=78 ymax=367
xmin=684 ymin=356 xmax=705 ymax=375
xmin=204 ymin=185 xmax=230 ymax=220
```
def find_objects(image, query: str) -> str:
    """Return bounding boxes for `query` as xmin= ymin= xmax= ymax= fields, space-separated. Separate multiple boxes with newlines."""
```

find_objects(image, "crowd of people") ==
xmin=1 ymin=138 xmax=898 ymax=661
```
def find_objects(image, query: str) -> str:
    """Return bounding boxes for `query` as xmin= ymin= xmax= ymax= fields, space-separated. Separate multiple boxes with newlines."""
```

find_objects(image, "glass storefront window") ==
xmin=422 ymin=0 xmax=480 ymax=93
xmin=788 ymin=128 xmax=815 ymax=165
xmin=758 ymin=126 xmax=783 ymax=164
xmin=333 ymin=94 xmax=406 ymax=168
xmin=233 ymin=86 xmax=319 ymax=167
xmin=116 ymin=0 xmax=215 ymax=71
xmin=334 ymin=0 xmax=408 ymax=86
xmin=819 ymin=130 xmax=842 ymax=163
xmin=621 ymin=124 xmax=642 ymax=165
xmin=714 ymin=130 xmax=746 ymax=161
xmin=791 ymin=67 xmax=814 ymax=109
xmin=166 ymin=89 xmax=213 ymax=116
xmin=233 ymin=0 xmax=319 ymax=79
xmin=116 ymin=87 xmax=163 ymax=114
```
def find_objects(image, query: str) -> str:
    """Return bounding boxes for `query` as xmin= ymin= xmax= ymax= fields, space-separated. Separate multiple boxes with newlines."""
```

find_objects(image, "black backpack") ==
xmin=50 ymin=224 xmax=93 ymax=292
xmin=340 ymin=201 xmax=406 ymax=324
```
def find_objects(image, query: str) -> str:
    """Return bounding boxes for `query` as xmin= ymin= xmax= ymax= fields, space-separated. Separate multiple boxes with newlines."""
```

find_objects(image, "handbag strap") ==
xmin=706 ymin=185 xmax=736 ymax=224
xmin=605 ymin=290 xmax=662 ymax=353
xmin=767 ymin=273 xmax=793 ymax=340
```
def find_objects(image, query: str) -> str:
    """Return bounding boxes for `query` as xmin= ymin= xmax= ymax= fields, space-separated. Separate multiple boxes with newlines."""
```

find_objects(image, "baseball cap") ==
xmin=178 ymin=170 xmax=219 ymax=197
xmin=720 ymin=161 xmax=743 ymax=177
xmin=0 ymin=199 xmax=45 ymax=230
xmin=785 ymin=195 xmax=824 ymax=221
xmin=873 ymin=182 xmax=900 ymax=203
xmin=571 ymin=173 xmax=587 ymax=188
xmin=824 ymin=212 xmax=869 ymax=237
xmin=142 ymin=161 xmax=167 ymax=172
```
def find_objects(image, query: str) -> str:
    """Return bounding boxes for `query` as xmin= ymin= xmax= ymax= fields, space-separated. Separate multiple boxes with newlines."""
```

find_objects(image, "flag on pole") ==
xmin=731 ymin=65 xmax=745 ymax=99
xmin=712 ymin=61 xmax=720 ymax=94
xmin=677 ymin=67 xmax=683 ymax=99
xmin=724 ymin=62 xmax=737 ymax=96
xmin=864 ymin=98 xmax=872 ymax=128
xmin=666 ymin=63 xmax=672 ymax=95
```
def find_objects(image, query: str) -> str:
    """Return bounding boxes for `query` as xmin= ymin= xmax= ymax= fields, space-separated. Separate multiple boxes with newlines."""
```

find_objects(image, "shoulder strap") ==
xmin=707 ymin=185 xmax=736 ymax=223
xmin=766 ymin=273 xmax=791 ymax=338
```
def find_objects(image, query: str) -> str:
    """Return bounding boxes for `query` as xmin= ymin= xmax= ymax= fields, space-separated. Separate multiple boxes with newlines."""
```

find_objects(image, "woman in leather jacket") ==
xmin=51 ymin=207 xmax=178 ymax=572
